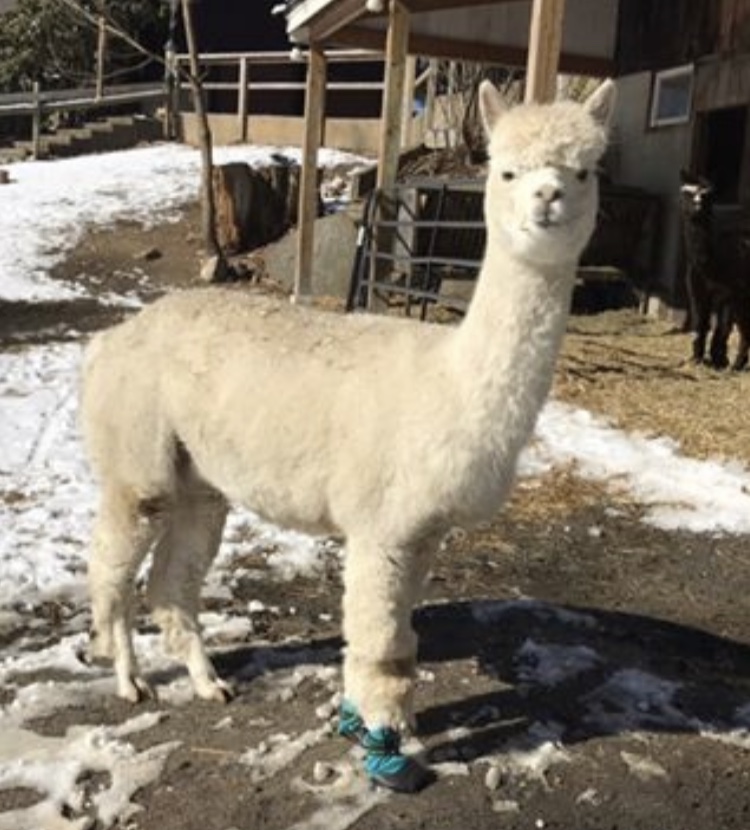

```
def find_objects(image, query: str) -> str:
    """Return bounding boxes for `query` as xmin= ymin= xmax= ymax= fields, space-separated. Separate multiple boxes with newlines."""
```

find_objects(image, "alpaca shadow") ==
xmin=213 ymin=636 xmax=342 ymax=683
xmin=143 ymin=635 xmax=343 ymax=692
xmin=198 ymin=597 xmax=750 ymax=767
xmin=412 ymin=599 xmax=750 ymax=762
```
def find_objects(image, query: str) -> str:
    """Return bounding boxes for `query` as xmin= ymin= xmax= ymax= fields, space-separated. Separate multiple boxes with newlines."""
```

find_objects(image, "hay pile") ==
xmin=555 ymin=309 xmax=750 ymax=465
xmin=497 ymin=308 xmax=750 ymax=523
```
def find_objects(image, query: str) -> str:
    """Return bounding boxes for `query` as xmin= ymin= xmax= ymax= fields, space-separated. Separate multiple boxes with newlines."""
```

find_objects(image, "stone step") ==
xmin=0 ymin=145 xmax=30 ymax=164
xmin=10 ymin=114 xmax=164 ymax=159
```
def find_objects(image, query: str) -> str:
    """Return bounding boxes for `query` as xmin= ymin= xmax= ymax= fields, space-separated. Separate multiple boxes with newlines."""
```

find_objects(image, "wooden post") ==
xmin=237 ymin=56 xmax=249 ymax=142
xmin=95 ymin=12 xmax=107 ymax=100
xmin=525 ymin=0 xmax=566 ymax=104
xmin=376 ymin=0 xmax=410 ymax=191
xmin=367 ymin=1 xmax=410 ymax=310
xmin=31 ymin=81 xmax=42 ymax=159
xmin=424 ymin=58 xmax=437 ymax=140
xmin=164 ymin=44 xmax=178 ymax=140
xmin=294 ymin=45 xmax=327 ymax=302
xmin=400 ymin=55 xmax=417 ymax=149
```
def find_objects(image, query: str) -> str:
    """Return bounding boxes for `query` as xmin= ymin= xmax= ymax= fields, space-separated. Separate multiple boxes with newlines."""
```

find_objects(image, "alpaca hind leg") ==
xmin=732 ymin=314 xmax=750 ymax=371
xmin=87 ymin=488 xmax=165 ymax=702
xmin=147 ymin=483 xmax=231 ymax=701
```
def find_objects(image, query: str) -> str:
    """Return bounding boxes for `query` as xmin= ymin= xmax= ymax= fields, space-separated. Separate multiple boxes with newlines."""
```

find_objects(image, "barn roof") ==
xmin=286 ymin=0 xmax=618 ymax=77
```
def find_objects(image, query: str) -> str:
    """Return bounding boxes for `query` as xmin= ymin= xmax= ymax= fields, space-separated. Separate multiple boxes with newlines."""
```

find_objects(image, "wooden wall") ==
xmin=717 ymin=0 xmax=750 ymax=54
xmin=615 ymin=0 xmax=717 ymax=74
xmin=614 ymin=0 xmax=750 ymax=73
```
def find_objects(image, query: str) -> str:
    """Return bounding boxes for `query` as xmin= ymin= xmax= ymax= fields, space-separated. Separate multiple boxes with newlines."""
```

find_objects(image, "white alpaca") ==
xmin=80 ymin=79 xmax=614 ymax=787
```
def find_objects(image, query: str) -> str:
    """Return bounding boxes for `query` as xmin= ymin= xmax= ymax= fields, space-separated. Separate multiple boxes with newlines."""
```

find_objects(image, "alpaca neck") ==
xmin=683 ymin=212 xmax=714 ymax=266
xmin=450 ymin=237 xmax=576 ymax=443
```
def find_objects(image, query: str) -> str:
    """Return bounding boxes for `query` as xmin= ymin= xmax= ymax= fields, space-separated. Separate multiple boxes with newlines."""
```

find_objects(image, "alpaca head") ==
xmin=679 ymin=170 xmax=714 ymax=220
xmin=479 ymin=80 xmax=615 ymax=267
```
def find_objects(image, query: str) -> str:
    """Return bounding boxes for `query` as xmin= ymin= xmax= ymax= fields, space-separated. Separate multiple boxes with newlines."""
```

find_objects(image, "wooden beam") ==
xmin=332 ymin=24 xmax=613 ymax=77
xmin=401 ymin=54 xmax=417 ymax=148
xmin=294 ymin=45 xmax=327 ymax=302
xmin=308 ymin=0 xmax=369 ymax=42
xmin=525 ymin=0 xmax=566 ymax=103
xmin=405 ymin=0 xmax=522 ymax=11
xmin=237 ymin=56 xmax=249 ymax=142
xmin=305 ymin=0 xmax=522 ymax=37
xmin=377 ymin=0 xmax=411 ymax=191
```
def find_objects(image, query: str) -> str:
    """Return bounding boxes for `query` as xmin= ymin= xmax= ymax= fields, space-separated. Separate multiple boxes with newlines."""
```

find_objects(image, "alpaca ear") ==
xmin=584 ymin=79 xmax=616 ymax=128
xmin=479 ymin=80 xmax=508 ymax=135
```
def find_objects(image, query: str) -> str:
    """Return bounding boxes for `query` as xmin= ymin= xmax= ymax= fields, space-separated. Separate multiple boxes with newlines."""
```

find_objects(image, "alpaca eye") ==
xmin=502 ymin=171 xmax=515 ymax=181
xmin=576 ymin=169 xmax=589 ymax=182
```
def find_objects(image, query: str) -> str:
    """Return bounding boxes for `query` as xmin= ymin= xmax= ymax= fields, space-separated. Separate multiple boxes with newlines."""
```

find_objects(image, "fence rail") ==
xmin=0 ymin=81 xmax=164 ymax=117
xmin=173 ymin=49 xmax=388 ymax=143
xmin=171 ymin=49 xmax=437 ymax=147
xmin=0 ymin=49 xmax=443 ymax=158
xmin=0 ymin=81 xmax=165 ymax=159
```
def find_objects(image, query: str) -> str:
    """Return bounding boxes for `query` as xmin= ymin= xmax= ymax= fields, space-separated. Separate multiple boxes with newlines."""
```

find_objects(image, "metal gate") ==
xmin=346 ymin=177 xmax=486 ymax=319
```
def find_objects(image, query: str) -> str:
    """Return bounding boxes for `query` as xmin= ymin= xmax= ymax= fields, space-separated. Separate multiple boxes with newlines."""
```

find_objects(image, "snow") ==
xmin=0 ymin=143 xmax=366 ymax=304
xmin=2 ymin=141 xmax=750 ymax=828
xmin=531 ymin=402 xmax=750 ymax=533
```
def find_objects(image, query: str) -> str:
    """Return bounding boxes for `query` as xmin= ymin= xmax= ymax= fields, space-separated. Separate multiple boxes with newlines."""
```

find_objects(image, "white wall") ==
xmin=610 ymin=72 xmax=692 ymax=307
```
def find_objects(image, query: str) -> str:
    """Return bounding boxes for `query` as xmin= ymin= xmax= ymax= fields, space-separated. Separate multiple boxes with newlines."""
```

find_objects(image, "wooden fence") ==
xmin=0 ymin=81 xmax=164 ymax=157
xmin=0 ymin=50 xmax=454 ymax=157
xmin=172 ymin=49 xmax=436 ymax=147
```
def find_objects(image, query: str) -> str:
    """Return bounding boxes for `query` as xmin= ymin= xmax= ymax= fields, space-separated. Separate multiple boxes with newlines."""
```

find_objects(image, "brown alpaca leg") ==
xmin=709 ymin=302 xmax=732 ymax=369
xmin=732 ymin=315 xmax=750 ymax=371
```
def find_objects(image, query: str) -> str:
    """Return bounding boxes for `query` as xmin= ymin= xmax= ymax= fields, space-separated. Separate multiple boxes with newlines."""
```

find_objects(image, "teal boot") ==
xmin=361 ymin=726 xmax=434 ymax=793
xmin=338 ymin=701 xmax=433 ymax=793
xmin=338 ymin=698 xmax=367 ymax=742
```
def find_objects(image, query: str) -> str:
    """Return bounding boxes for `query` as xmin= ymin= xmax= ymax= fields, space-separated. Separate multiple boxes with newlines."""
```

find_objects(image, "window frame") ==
xmin=649 ymin=64 xmax=694 ymax=129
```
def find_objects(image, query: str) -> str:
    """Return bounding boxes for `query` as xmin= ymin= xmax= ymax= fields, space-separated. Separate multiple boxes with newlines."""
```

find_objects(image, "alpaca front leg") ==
xmin=342 ymin=543 xmax=422 ymax=730
xmin=709 ymin=303 xmax=732 ymax=369
xmin=686 ymin=268 xmax=710 ymax=363
xmin=341 ymin=538 xmax=434 ymax=792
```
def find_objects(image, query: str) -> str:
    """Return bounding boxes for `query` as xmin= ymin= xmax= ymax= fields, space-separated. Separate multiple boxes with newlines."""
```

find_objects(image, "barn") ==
xmin=272 ymin=0 xmax=750 ymax=311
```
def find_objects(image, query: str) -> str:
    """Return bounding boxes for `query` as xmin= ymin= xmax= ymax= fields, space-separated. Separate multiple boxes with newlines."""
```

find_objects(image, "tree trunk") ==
xmin=212 ymin=161 xmax=319 ymax=255
xmin=180 ymin=0 xmax=228 ymax=281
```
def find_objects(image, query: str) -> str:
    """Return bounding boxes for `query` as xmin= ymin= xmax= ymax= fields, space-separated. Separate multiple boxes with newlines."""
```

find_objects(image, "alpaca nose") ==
xmin=535 ymin=183 xmax=564 ymax=203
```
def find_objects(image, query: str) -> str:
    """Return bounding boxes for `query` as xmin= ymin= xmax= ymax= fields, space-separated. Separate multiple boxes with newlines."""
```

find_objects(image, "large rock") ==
xmin=262 ymin=211 xmax=359 ymax=299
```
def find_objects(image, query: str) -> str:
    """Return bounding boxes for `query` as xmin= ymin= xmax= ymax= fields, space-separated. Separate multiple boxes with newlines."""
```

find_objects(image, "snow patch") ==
xmin=0 ymin=712 xmax=178 ymax=830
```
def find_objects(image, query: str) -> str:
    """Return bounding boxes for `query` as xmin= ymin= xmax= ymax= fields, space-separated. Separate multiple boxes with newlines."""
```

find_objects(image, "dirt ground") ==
xmin=4 ymin=205 xmax=750 ymax=830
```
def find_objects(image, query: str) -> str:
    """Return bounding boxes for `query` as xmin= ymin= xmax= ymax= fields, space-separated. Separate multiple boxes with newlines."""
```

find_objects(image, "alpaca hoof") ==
xmin=369 ymin=756 xmax=435 ymax=794
xmin=362 ymin=727 xmax=434 ymax=794
xmin=119 ymin=675 xmax=155 ymax=703
xmin=80 ymin=628 xmax=115 ymax=665
xmin=197 ymin=678 xmax=235 ymax=703
xmin=75 ymin=642 xmax=109 ymax=668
